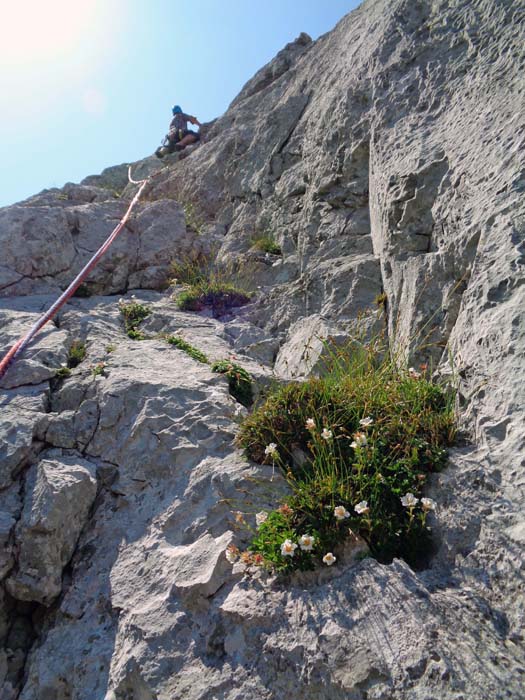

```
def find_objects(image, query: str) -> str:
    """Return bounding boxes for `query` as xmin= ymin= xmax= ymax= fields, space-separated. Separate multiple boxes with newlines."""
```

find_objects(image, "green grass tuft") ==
xmin=212 ymin=360 xmax=253 ymax=407
xmin=67 ymin=340 xmax=86 ymax=368
xmin=172 ymin=252 xmax=252 ymax=318
xmin=118 ymin=298 xmax=151 ymax=340
xmin=167 ymin=336 xmax=210 ymax=364
xmin=55 ymin=366 xmax=71 ymax=379
xmin=237 ymin=339 xmax=455 ymax=571
xmin=251 ymin=235 xmax=281 ymax=255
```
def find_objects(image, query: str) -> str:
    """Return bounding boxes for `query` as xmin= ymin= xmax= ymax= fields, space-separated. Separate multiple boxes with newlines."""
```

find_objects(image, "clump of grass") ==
xmin=212 ymin=360 xmax=253 ymax=407
xmin=251 ymin=235 xmax=281 ymax=256
xmin=167 ymin=335 xmax=210 ymax=364
xmin=67 ymin=340 xmax=86 ymax=368
xmin=164 ymin=334 xmax=253 ymax=406
xmin=177 ymin=285 xmax=252 ymax=316
xmin=171 ymin=252 xmax=252 ymax=318
xmin=55 ymin=365 xmax=71 ymax=379
xmin=236 ymin=338 xmax=455 ymax=572
xmin=118 ymin=296 xmax=151 ymax=339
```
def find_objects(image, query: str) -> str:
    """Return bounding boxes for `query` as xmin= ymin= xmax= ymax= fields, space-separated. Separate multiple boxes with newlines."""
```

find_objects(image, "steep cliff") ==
xmin=0 ymin=0 xmax=524 ymax=698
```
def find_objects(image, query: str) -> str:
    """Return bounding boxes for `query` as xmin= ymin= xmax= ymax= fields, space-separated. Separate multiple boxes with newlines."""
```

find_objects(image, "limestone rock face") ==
xmin=0 ymin=192 xmax=197 ymax=297
xmin=6 ymin=455 xmax=98 ymax=605
xmin=0 ymin=0 xmax=524 ymax=698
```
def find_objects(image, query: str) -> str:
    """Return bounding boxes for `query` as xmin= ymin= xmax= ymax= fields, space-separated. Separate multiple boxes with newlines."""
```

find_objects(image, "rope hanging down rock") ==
xmin=0 ymin=168 xmax=150 ymax=382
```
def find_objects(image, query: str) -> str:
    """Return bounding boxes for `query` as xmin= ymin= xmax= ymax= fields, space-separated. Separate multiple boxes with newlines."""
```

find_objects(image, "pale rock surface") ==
xmin=0 ymin=0 xmax=524 ymax=698
xmin=6 ymin=455 xmax=98 ymax=605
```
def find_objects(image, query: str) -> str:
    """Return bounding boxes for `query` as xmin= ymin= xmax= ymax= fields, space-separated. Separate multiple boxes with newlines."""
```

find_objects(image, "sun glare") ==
xmin=0 ymin=0 xmax=107 ymax=66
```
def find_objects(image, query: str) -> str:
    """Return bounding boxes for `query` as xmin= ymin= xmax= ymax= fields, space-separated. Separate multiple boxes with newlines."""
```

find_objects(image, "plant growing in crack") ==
xmin=118 ymin=296 xmax=151 ymax=339
xmin=91 ymin=361 xmax=108 ymax=377
xmin=212 ymin=360 xmax=253 ymax=407
xmin=67 ymin=340 xmax=86 ymax=368
xmin=171 ymin=251 xmax=252 ymax=318
xmin=167 ymin=335 xmax=210 ymax=364
xmin=55 ymin=364 xmax=72 ymax=379
xmin=234 ymin=336 xmax=455 ymax=573
xmin=251 ymin=234 xmax=281 ymax=256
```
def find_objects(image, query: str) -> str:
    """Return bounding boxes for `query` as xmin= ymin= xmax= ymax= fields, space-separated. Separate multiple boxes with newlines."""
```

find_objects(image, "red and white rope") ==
xmin=0 ymin=169 xmax=149 ymax=381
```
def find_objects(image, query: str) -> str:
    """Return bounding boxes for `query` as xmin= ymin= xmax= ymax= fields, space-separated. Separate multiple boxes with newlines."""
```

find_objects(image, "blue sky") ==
xmin=0 ymin=1 xmax=360 ymax=208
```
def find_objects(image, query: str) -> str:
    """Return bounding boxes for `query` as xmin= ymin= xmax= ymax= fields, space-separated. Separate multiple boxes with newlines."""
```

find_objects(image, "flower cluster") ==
xmin=399 ymin=493 xmax=436 ymax=512
xmin=276 ymin=533 xmax=337 ymax=567
xmin=350 ymin=432 xmax=368 ymax=449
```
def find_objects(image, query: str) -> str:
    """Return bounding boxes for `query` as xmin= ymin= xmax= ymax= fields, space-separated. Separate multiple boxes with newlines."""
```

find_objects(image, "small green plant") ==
xmin=212 ymin=360 xmax=253 ymax=407
xmin=171 ymin=252 xmax=252 ymax=318
xmin=91 ymin=362 xmax=107 ymax=377
xmin=236 ymin=337 xmax=455 ymax=572
xmin=167 ymin=336 xmax=210 ymax=364
xmin=106 ymin=344 xmax=116 ymax=353
xmin=67 ymin=340 xmax=86 ymax=368
xmin=55 ymin=365 xmax=71 ymax=379
xmin=118 ymin=296 xmax=151 ymax=339
xmin=251 ymin=235 xmax=281 ymax=256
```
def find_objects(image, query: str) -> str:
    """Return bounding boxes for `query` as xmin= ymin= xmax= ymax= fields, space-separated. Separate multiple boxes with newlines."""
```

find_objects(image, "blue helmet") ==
xmin=172 ymin=105 xmax=182 ymax=115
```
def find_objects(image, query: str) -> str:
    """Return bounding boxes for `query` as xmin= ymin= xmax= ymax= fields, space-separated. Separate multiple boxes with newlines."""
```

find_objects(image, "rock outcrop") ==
xmin=0 ymin=0 xmax=524 ymax=698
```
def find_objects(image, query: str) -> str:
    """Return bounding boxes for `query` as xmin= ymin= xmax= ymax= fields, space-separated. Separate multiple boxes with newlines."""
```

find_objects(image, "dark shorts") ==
xmin=169 ymin=129 xmax=200 ymax=143
xmin=183 ymin=129 xmax=200 ymax=141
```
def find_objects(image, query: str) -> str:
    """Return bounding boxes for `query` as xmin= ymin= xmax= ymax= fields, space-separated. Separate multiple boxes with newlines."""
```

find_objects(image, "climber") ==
xmin=155 ymin=105 xmax=202 ymax=158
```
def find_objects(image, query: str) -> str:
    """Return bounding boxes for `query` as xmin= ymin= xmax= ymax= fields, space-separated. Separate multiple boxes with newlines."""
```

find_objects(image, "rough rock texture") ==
xmin=0 ymin=0 xmax=524 ymax=698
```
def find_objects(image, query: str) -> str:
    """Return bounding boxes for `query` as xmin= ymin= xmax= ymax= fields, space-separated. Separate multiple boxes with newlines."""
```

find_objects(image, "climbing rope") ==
xmin=0 ymin=167 xmax=151 ymax=382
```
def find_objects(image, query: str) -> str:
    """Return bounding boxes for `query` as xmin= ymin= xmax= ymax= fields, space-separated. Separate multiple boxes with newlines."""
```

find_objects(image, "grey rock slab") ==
xmin=5 ymin=454 xmax=98 ymax=605
xmin=0 ymin=382 xmax=50 ymax=489
xmin=274 ymin=313 xmax=356 ymax=379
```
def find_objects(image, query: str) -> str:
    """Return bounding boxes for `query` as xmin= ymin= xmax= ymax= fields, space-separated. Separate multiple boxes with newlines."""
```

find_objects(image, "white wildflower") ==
xmin=350 ymin=432 xmax=368 ymax=448
xmin=334 ymin=505 xmax=350 ymax=520
xmin=305 ymin=418 xmax=316 ymax=431
xmin=299 ymin=534 xmax=315 ymax=551
xmin=321 ymin=428 xmax=333 ymax=440
xmin=421 ymin=497 xmax=437 ymax=512
xmin=354 ymin=500 xmax=369 ymax=515
xmin=280 ymin=539 xmax=298 ymax=557
xmin=359 ymin=416 xmax=374 ymax=428
xmin=322 ymin=552 xmax=337 ymax=566
xmin=401 ymin=493 xmax=419 ymax=508
xmin=255 ymin=511 xmax=268 ymax=527
xmin=264 ymin=443 xmax=278 ymax=458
